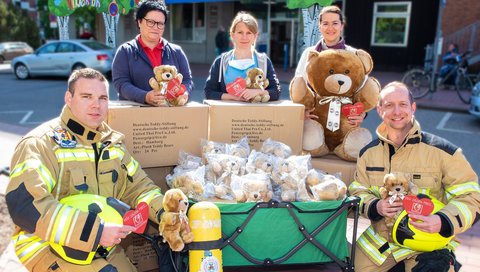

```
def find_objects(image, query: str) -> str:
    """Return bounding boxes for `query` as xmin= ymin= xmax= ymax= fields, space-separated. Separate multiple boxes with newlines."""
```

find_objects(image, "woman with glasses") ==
xmin=204 ymin=12 xmax=280 ymax=101
xmin=112 ymin=0 xmax=193 ymax=106
xmin=290 ymin=5 xmax=366 ymax=125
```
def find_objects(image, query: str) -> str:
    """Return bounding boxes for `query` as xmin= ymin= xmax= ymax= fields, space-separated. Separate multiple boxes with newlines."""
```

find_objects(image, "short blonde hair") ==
xmin=378 ymin=81 xmax=414 ymax=106
xmin=67 ymin=68 xmax=107 ymax=95
xmin=230 ymin=12 xmax=258 ymax=35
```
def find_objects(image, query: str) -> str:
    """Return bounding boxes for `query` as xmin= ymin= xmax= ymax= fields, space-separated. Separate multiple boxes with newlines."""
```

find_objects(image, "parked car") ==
xmin=11 ymin=40 xmax=114 ymax=80
xmin=469 ymin=81 xmax=480 ymax=118
xmin=0 ymin=42 xmax=33 ymax=64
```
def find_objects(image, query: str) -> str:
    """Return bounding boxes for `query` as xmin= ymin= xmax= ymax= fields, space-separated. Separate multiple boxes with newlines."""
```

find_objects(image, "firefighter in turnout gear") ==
xmin=348 ymin=81 xmax=480 ymax=272
xmin=6 ymin=68 xmax=165 ymax=271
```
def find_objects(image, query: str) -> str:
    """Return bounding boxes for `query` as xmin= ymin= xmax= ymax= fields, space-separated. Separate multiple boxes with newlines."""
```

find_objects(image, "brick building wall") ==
xmin=442 ymin=0 xmax=479 ymax=35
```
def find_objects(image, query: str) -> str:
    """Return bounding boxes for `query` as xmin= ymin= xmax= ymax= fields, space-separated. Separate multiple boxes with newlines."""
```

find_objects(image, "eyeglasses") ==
xmin=143 ymin=18 xmax=165 ymax=29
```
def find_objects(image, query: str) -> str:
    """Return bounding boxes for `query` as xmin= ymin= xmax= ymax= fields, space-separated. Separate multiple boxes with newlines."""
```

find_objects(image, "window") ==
xmin=170 ymin=3 xmax=205 ymax=42
xmin=371 ymin=2 xmax=411 ymax=47
xmin=56 ymin=43 xmax=76 ymax=53
xmin=38 ymin=43 xmax=58 ymax=54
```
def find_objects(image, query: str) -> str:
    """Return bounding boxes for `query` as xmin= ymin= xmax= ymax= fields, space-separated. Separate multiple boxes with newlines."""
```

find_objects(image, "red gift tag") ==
xmin=402 ymin=195 xmax=434 ymax=216
xmin=226 ymin=77 xmax=247 ymax=97
xmin=123 ymin=202 xmax=149 ymax=234
xmin=166 ymin=78 xmax=187 ymax=100
xmin=341 ymin=102 xmax=365 ymax=117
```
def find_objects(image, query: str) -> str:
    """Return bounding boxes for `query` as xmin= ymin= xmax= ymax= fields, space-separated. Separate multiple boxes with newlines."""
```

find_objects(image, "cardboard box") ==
xmin=205 ymin=100 xmax=304 ymax=155
xmin=311 ymin=155 xmax=357 ymax=186
xmin=143 ymin=166 xmax=174 ymax=193
xmin=120 ymin=223 xmax=159 ymax=272
xmin=108 ymin=101 xmax=209 ymax=167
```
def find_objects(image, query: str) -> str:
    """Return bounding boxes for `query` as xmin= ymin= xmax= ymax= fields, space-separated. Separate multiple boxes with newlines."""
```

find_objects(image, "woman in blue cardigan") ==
xmin=204 ymin=12 xmax=280 ymax=101
xmin=112 ymin=0 xmax=193 ymax=106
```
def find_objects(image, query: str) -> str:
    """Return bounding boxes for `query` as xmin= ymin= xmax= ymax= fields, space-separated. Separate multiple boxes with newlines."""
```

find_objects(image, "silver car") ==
xmin=0 ymin=42 xmax=33 ymax=63
xmin=469 ymin=81 xmax=480 ymax=118
xmin=11 ymin=40 xmax=114 ymax=79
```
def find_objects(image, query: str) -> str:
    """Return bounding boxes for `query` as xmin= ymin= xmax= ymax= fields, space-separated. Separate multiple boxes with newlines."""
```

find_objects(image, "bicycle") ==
xmin=401 ymin=51 xmax=475 ymax=104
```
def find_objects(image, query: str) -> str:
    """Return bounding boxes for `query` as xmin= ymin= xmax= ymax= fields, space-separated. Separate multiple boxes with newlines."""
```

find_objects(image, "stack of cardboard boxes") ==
xmin=108 ymin=100 xmax=357 ymax=271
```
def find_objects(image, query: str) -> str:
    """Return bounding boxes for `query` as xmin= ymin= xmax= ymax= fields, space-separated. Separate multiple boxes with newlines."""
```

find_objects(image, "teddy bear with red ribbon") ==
xmin=290 ymin=49 xmax=380 ymax=161
xmin=149 ymin=65 xmax=188 ymax=107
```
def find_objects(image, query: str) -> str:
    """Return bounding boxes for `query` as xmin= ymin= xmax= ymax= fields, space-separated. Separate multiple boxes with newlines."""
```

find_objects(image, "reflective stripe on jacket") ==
xmin=349 ymin=120 xmax=480 ymax=265
xmin=6 ymin=106 xmax=164 ymax=266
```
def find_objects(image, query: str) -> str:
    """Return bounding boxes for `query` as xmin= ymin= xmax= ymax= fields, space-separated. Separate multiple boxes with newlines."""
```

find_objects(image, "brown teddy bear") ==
xmin=167 ymin=166 xmax=205 ymax=201
xmin=260 ymin=138 xmax=292 ymax=159
xmin=201 ymin=139 xmax=226 ymax=164
xmin=158 ymin=189 xmax=194 ymax=251
xmin=204 ymin=154 xmax=246 ymax=200
xmin=271 ymin=156 xmax=310 ymax=202
xmin=379 ymin=173 xmax=417 ymax=229
xmin=245 ymin=150 xmax=276 ymax=175
xmin=231 ymin=174 xmax=273 ymax=203
xmin=307 ymin=169 xmax=347 ymax=201
xmin=246 ymin=68 xmax=270 ymax=103
xmin=149 ymin=65 xmax=188 ymax=107
xmin=225 ymin=136 xmax=250 ymax=159
xmin=290 ymin=49 xmax=380 ymax=161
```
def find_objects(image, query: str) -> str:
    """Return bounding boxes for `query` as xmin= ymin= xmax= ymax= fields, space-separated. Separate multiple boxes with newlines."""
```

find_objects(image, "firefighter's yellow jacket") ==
xmin=6 ymin=106 xmax=164 ymax=265
xmin=349 ymin=119 xmax=480 ymax=266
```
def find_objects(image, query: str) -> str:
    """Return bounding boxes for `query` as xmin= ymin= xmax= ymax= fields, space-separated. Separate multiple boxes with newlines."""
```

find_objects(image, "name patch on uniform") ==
xmin=52 ymin=127 xmax=77 ymax=148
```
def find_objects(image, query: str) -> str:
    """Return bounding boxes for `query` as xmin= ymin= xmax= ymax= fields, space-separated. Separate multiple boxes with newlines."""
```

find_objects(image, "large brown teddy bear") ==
xmin=290 ymin=49 xmax=380 ymax=161
xmin=158 ymin=189 xmax=194 ymax=251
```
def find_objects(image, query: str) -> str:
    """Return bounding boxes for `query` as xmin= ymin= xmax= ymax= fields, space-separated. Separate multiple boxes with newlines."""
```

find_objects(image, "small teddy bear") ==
xmin=260 ymin=138 xmax=292 ymax=159
xmin=201 ymin=139 xmax=226 ymax=164
xmin=167 ymin=166 xmax=205 ymax=201
xmin=271 ymin=156 xmax=310 ymax=202
xmin=307 ymin=169 xmax=347 ymax=201
xmin=379 ymin=173 xmax=417 ymax=228
xmin=231 ymin=174 xmax=273 ymax=203
xmin=158 ymin=189 xmax=194 ymax=252
xmin=245 ymin=68 xmax=270 ymax=103
xmin=245 ymin=150 xmax=277 ymax=175
xmin=204 ymin=154 xmax=246 ymax=200
xmin=225 ymin=136 xmax=250 ymax=159
xmin=149 ymin=65 xmax=188 ymax=107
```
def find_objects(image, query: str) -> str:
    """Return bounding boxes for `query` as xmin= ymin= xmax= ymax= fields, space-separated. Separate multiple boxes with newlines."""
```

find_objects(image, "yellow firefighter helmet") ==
xmin=392 ymin=195 xmax=454 ymax=252
xmin=50 ymin=194 xmax=129 ymax=265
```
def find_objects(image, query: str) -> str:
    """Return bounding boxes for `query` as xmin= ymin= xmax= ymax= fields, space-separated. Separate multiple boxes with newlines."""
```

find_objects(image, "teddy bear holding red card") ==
xmin=226 ymin=68 xmax=270 ymax=103
xmin=290 ymin=49 xmax=381 ymax=161
xmin=149 ymin=65 xmax=188 ymax=106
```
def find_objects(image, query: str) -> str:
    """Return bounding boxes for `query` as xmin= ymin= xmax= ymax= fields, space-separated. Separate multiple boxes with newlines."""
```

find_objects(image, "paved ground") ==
xmin=0 ymin=63 xmax=478 ymax=271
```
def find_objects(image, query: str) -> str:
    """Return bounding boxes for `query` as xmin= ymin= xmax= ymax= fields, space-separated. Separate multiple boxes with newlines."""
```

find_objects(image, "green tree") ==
xmin=0 ymin=2 xmax=40 ymax=48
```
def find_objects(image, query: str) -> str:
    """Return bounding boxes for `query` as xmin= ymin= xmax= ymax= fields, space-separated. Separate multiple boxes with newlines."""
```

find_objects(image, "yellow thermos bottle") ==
xmin=188 ymin=201 xmax=223 ymax=272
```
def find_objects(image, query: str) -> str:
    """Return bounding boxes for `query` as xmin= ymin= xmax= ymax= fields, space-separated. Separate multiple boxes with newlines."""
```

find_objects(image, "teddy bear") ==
xmin=149 ymin=65 xmax=188 ymax=107
xmin=290 ymin=49 xmax=381 ymax=161
xmin=245 ymin=67 xmax=270 ymax=103
xmin=174 ymin=150 xmax=203 ymax=174
xmin=271 ymin=156 xmax=310 ymax=202
xmin=201 ymin=139 xmax=226 ymax=164
xmin=245 ymin=150 xmax=277 ymax=175
xmin=225 ymin=136 xmax=250 ymax=159
xmin=307 ymin=169 xmax=347 ymax=201
xmin=260 ymin=138 xmax=292 ymax=159
xmin=204 ymin=154 xmax=246 ymax=200
xmin=158 ymin=189 xmax=194 ymax=252
xmin=231 ymin=174 xmax=273 ymax=203
xmin=379 ymin=173 xmax=418 ymax=229
xmin=167 ymin=166 xmax=205 ymax=201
